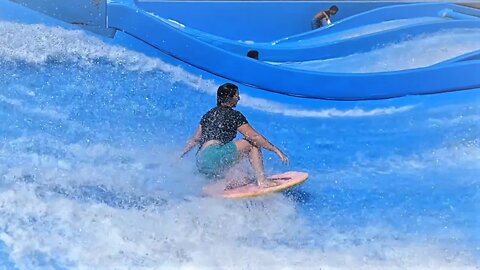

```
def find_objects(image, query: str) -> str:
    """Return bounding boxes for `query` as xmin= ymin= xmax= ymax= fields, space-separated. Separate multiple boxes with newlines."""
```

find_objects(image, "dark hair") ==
xmin=330 ymin=5 xmax=338 ymax=12
xmin=217 ymin=83 xmax=238 ymax=106
xmin=247 ymin=50 xmax=259 ymax=60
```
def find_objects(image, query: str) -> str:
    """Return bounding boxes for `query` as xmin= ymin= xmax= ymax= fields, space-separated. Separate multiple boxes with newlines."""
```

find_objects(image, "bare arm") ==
xmin=238 ymin=123 xmax=275 ymax=150
xmin=313 ymin=10 xmax=327 ymax=21
xmin=179 ymin=124 xmax=202 ymax=158
xmin=238 ymin=123 xmax=288 ymax=164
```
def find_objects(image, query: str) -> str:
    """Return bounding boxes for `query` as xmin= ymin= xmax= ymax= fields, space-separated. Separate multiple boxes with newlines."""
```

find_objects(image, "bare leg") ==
xmin=235 ymin=139 xmax=277 ymax=187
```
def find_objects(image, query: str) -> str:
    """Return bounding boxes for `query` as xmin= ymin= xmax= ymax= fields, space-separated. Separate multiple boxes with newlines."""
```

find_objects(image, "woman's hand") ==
xmin=275 ymin=148 xmax=289 ymax=165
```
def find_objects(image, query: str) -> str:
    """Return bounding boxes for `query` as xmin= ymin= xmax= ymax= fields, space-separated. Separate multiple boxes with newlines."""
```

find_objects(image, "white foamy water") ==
xmin=279 ymin=28 xmax=480 ymax=73
xmin=1 ymin=185 xmax=476 ymax=269
xmin=0 ymin=133 xmax=478 ymax=269
xmin=0 ymin=9 xmax=479 ymax=269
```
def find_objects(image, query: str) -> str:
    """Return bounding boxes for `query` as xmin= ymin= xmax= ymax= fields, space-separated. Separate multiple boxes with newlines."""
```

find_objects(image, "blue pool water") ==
xmin=0 ymin=15 xmax=479 ymax=270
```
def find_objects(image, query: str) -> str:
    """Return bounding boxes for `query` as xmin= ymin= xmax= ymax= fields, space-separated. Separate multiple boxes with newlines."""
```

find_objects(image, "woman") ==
xmin=180 ymin=83 xmax=288 ymax=187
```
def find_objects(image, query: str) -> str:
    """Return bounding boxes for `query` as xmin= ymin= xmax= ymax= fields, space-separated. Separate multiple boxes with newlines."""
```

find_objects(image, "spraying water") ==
xmin=0 ymin=19 xmax=479 ymax=269
xmin=277 ymin=28 xmax=480 ymax=73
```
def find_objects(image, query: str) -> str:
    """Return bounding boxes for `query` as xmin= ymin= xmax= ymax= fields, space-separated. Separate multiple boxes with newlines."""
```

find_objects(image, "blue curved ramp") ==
xmin=9 ymin=0 xmax=480 ymax=101
xmin=104 ymin=1 xmax=480 ymax=100
xmin=158 ymin=11 xmax=480 ymax=62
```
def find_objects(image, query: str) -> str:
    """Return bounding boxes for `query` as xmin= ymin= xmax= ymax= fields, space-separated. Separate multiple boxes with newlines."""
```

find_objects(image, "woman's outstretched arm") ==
xmin=179 ymin=125 xmax=202 ymax=158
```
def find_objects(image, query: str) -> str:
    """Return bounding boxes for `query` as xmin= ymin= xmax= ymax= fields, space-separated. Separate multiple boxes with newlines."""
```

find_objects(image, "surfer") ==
xmin=179 ymin=82 xmax=289 ymax=188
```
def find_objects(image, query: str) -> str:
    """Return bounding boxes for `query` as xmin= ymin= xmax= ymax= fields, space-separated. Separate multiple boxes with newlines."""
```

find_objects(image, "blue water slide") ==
xmin=103 ymin=1 xmax=480 ymax=100
xmin=8 ymin=0 xmax=480 ymax=100
xmin=178 ymin=20 xmax=480 ymax=62
xmin=155 ymin=7 xmax=480 ymax=62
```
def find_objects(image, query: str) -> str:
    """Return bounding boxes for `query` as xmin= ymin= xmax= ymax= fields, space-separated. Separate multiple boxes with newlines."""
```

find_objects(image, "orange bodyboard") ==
xmin=203 ymin=171 xmax=308 ymax=199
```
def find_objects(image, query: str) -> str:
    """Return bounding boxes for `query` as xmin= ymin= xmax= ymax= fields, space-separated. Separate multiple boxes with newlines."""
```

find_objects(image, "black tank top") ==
xmin=199 ymin=106 xmax=248 ymax=145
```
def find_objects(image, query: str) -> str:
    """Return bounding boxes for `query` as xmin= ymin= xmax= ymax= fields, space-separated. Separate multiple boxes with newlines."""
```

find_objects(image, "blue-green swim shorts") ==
xmin=196 ymin=142 xmax=238 ymax=178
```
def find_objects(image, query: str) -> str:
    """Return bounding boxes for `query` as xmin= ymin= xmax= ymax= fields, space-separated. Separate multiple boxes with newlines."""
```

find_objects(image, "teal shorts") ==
xmin=196 ymin=142 xmax=238 ymax=178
